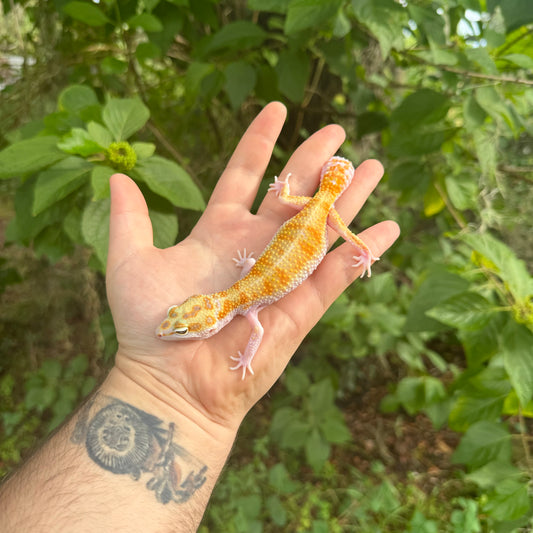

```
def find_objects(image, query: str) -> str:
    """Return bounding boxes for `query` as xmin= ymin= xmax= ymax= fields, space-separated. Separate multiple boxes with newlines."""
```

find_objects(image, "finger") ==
xmin=107 ymin=173 xmax=154 ymax=270
xmin=208 ymin=102 xmax=287 ymax=210
xmin=324 ymin=159 xmax=385 ymax=246
xmin=314 ymin=220 xmax=401 ymax=310
xmin=334 ymin=159 xmax=384 ymax=223
xmin=254 ymin=220 xmax=399 ymax=383
xmin=258 ymin=124 xmax=346 ymax=219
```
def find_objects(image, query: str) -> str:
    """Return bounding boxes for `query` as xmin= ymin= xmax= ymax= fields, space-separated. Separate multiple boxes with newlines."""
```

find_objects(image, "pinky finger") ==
xmin=311 ymin=220 xmax=400 ymax=310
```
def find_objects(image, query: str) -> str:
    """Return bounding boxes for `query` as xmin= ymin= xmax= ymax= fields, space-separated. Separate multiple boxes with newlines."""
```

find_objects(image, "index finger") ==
xmin=207 ymin=102 xmax=287 ymax=210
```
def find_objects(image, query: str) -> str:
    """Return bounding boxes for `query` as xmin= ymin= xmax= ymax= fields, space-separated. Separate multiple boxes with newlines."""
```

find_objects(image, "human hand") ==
xmin=105 ymin=102 xmax=400 ymax=432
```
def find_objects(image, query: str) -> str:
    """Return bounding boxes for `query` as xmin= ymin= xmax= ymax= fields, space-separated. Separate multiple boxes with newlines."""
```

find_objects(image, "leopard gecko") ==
xmin=156 ymin=156 xmax=379 ymax=379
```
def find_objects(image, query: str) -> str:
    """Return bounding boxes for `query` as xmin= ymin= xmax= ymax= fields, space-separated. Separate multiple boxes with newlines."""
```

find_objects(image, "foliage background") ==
xmin=1 ymin=0 xmax=533 ymax=530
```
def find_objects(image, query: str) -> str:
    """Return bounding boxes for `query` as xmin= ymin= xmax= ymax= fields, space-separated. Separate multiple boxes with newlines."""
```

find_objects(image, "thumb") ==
xmin=108 ymin=173 xmax=153 ymax=270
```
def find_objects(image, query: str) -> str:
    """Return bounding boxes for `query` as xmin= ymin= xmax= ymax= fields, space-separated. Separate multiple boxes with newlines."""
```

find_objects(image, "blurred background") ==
xmin=1 ymin=1 xmax=533 ymax=531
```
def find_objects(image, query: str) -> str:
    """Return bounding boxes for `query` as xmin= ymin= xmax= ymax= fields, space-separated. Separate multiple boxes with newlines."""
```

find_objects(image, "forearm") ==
xmin=0 ymin=365 xmax=237 ymax=532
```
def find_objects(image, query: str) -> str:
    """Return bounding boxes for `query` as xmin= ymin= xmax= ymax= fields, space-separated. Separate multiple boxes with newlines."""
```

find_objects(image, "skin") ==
xmin=0 ymin=102 xmax=400 ymax=532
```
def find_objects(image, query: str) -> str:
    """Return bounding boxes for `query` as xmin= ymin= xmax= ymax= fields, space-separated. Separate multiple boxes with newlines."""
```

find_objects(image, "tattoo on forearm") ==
xmin=71 ymin=396 xmax=207 ymax=505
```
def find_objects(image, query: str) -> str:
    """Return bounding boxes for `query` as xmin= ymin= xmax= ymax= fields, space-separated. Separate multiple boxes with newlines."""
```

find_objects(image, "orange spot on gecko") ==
xmin=188 ymin=323 xmax=202 ymax=332
xmin=205 ymin=316 xmax=215 ymax=326
xmin=183 ymin=305 xmax=202 ymax=319
xmin=218 ymin=299 xmax=234 ymax=319
xmin=203 ymin=297 xmax=213 ymax=309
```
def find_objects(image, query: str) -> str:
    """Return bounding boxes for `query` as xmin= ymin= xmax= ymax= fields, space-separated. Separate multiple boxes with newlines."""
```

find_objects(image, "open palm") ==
xmin=105 ymin=102 xmax=400 ymax=429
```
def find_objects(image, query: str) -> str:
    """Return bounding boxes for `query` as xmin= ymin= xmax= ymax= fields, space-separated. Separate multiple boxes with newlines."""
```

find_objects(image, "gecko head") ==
xmin=155 ymin=294 xmax=221 ymax=340
xmin=319 ymin=156 xmax=355 ymax=195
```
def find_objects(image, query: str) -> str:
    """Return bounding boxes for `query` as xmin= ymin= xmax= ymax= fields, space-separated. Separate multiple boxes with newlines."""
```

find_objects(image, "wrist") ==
xmin=102 ymin=359 xmax=238 ymax=468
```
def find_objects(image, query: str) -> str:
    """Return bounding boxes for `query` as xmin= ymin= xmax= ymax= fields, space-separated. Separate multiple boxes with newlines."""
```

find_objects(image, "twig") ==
xmin=146 ymin=121 xmax=200 ymax=187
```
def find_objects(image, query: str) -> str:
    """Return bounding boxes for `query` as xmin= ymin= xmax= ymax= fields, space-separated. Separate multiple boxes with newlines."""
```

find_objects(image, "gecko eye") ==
xmin=173 ymin=326 xmax=189 ymax=335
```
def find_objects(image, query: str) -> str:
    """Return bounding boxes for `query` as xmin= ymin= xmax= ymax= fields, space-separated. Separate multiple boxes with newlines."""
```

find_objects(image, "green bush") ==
xmin=2 ymin=0 xmax=533 ymax=529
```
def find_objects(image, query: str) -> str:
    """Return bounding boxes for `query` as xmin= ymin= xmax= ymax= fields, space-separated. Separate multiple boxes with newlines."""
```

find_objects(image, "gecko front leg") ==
xmin=232 ymin=249 xmax=256 ymax=277
xmin=268 ymin=173 xmax=312 ymax=209
xmin=229 ymin=305 xmax=264 ymax=379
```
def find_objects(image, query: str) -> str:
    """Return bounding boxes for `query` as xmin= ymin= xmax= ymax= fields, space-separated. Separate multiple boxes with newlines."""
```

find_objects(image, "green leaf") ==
xmin=405 ymin=269 xmax=469 ymax=332
xmin=134 ymin=156 xmax=204 ymax=210
xmin=502 ymin=321 xmax=533 ymax=406
xmin=452 ymin=421 xmax=511 ymax=469
xmin=127 ymin=13 xmax=163 ymax=32
xmin=0 ymin=136 xmax=65 ymax=179
xmin=460 ymin=313 xmax=506 ymax=367
xmin=473 ymin=129 xmax=497 ymax=179
xmin=463 ymin=93 xmax=487 ymax=130
xmin=268 ymin=463 xmax=300 ymax=494
xmin=388 ymin=161 xmax=431 ymax=203
xmin=395 ymin=377 xmax=426 ymax=415
xmin=206 ymin=21 xmax=267 ymax=54
xmin=58 ymin=128 xmax=104 ymax=156
xmin=41 ymin=359 xmax=63 ymax=380
xmin=102 ymin=98 xmax=150 ymax=141
xmin=275 ymin=49 xmax=310 ymax=102
xmin=87 ymin=121 xmax=113 ymax=148
xmin=100 ymin=57 xmax=128 ymax=75
xmin=62 ymin=1 xmax=111 ymax=26
xmin=408 ymin=4 xmax=445 ymax=46
xmin=391 ymin=89 xmax=450 ymax=128
xmin=426 ymin=291 xmax=495 ymax=331
xmin=388 ymin=127 xmax=458 ymax=157
xmin=224 ymin=62 xmax=257 ymax=110
xmin=284 ymin=366 xmax=310 ymax=396
xmin=136 ymin=42 xmax=161 ymax=64
xmin=356 ymin=111 xmax=389 ymax=138
xmin=484 ymin=479 xmax=530 ymax=521
xmin=270 ymin=406 xmax=311 ymax=450
xmin=25 ymin=384 xmax=56 ymax=412
xmin=58 ymin=85 xmax=99 ymax=113
xmin=266 ymin=495 xmax=287 ymax=527
xmin=305 ymin=428 xmax=330 ymax=471
xmin=284 ymin=0 xmax=343 ymax=35
xmin=33 ymin=157 xmax=91 ymax=215
xmin=502 ymin=53 xmax=533 ymax=69
xmin=132 ymin=142 xmax=155 ymax=160
xmin=91 ymin=165 xmax=114 ymax=200
xmin=492 ymin=0 xmax=533 ymax=33
xmin=66 ymin=354 xmax=89 ymax=377
xmin=445 ymin=175 xmax=479 ymax=211
xmin=461 ymin=232 xmax=533 ymax=302
xmin=237 ymin=494 xmax=262 ymax=520
xmin=351 ymin=0 xmax=407 ymax=57
xmin=247 ymin=0 xmax=289 ymax=13
xmin=82 ymin=198 xmax=110 ymax=268
xmin=308 ymin=379 xmax=335 ymax=415
xmin=475 ymin=86 xmax=519 ymax=133
xmin=319 ymin=416 xmax=351 ymax=444
xmin=466 ymin=460 xmax=523 ymax=489
xmin=150 ymin=209 xmax=178 ymax=249
xmin=449 ymin=392 xmax=506 ymax=432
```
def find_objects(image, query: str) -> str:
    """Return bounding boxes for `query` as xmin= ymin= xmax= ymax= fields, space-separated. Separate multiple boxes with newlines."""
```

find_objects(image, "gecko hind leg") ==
xmin=327 ymin=208 xmax=380 ymax=278
xmin=229 ymin=306 xmax=264 ymax=379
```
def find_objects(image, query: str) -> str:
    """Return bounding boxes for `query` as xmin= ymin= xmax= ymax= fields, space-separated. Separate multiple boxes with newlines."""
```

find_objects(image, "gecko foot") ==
xmin=353 ymin=250 xmax=380 ymax=278
xmin=232 ymin=249 xmax=254 ymax=269
xmin=232 ymin=249 xmax=256 ymax=277
xmin=229 ymin=352 xmax=254 ymax=380
xmin=267 ymin=174 xmax=290 ymax=196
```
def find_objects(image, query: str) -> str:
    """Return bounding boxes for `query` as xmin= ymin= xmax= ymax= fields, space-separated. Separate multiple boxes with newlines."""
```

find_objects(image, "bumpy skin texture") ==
xmin=156 ymin=156 xmax=378 ymax=379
